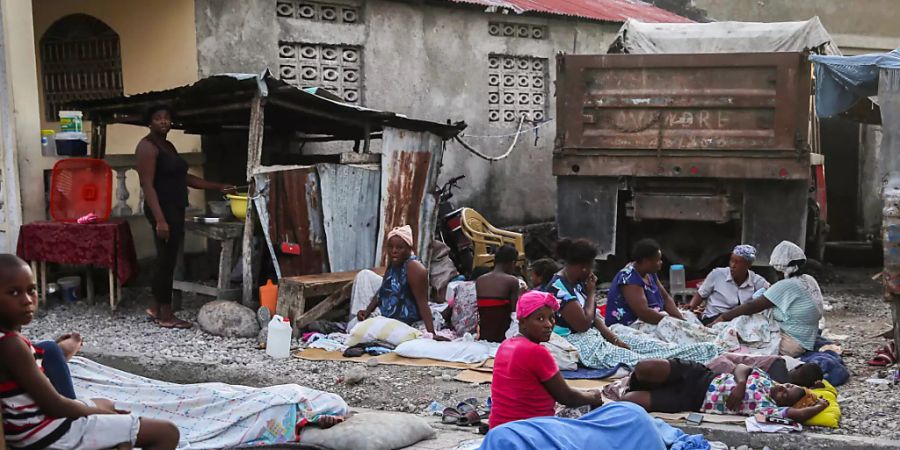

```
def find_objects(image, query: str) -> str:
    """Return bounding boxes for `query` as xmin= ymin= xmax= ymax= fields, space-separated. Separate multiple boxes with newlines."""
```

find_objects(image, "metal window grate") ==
xmin=276 ymin=0 xmax=361 ymax=24
xmin=488 ymin=54 xmax=548 ymax=122
xmin=39 ymin=14 xmax=123 ymax=122
xmin=488 ymin=22 xmax=547 ymax=40
xmin=278 ymin=42 xmax=363 ymax=105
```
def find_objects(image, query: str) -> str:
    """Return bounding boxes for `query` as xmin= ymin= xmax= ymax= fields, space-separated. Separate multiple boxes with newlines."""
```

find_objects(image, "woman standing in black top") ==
xmin=136 ymin=105 xmax=233 ymax=328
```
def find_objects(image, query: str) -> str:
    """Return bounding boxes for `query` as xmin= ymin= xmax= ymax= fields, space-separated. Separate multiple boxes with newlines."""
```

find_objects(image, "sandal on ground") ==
xmin=441 ymin=407 xmax=462 ymax=424
xmin=156 ymin=318 xmax=192 ymax=329
xmin=868 ymin=342 xmax=897 ymax=366
xmin=456 ymin=410 xmax=481 ymax=427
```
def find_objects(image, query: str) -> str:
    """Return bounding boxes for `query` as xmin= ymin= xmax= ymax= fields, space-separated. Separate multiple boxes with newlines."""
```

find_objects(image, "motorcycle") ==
xmin=434 ymin=175 xmax=474 ymax=277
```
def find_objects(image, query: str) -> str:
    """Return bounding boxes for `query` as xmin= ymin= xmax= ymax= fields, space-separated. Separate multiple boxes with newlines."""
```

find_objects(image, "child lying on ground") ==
xmin=706 ymin=352 xmax=824 ymax=387
xmin=0 ymin=254 xmax=179 ymax=450
xmin=622 ymin=358 xmax=829 ymax=422
xmin=489 ymin=291 xmax=604 ymax=428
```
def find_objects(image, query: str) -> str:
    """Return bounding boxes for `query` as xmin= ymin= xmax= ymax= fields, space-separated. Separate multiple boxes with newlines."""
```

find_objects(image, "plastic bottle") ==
xmin=259 ymin=279 xmax=278 ymax=315
xmin=669 ymin=264 xmax=686 ymax=293
xmin=266 ymin=315 xmax=292 ymax=359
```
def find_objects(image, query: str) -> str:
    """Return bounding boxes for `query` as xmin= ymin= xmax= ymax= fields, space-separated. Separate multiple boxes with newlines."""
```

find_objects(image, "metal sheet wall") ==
xmin=377 ymin=128 xmax=444 ymax=265
xmin=318 ymin=163 xmax=380 ymax=272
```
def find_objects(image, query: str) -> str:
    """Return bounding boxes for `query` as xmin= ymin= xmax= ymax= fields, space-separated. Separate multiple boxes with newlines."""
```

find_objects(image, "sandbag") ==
xmin=394 ymin=339 xmax=493 ymax=364
xmin=346 ymin=317 xmax=420 ymax=347
xmin=300 ymin=412 xmax=435 ymax=450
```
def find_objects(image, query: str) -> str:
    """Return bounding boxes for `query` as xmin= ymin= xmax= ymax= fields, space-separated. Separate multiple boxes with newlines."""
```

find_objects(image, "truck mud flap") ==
xmin=742 ymin=180 xmax=808 ymax=266
xmin=557 ymin=176 xmax=618 ymax=259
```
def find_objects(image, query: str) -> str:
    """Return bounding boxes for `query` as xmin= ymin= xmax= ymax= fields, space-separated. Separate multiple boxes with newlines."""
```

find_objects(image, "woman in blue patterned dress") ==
xmin=605 ymin=239 xmax=685 ymax=327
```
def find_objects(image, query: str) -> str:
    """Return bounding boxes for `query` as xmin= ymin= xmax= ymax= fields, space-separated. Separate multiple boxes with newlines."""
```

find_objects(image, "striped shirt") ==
xmin=1 ymin=331 xmax=72 ymax=449
xmin=764 ymin=278 xmax=823 ymax=351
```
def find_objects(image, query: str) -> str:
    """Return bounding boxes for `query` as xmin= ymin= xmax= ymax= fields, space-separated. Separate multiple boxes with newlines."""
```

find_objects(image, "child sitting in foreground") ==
xmin=489 ymin=291 xmax=604 ymax=428
xmin=622 ymin=358 xmax=829 ymax=422
xmin=0 ymin=254 xmax=180 ymax=450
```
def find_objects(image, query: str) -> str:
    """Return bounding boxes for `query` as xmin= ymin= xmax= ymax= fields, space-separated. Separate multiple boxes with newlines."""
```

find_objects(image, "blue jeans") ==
xmin=34 ymin=341 xmax=76 ymax=399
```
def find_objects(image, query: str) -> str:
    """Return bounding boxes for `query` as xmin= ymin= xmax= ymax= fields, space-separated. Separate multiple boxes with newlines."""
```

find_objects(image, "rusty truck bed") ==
xmin=553 ymin=52 xmax=813 ymax=180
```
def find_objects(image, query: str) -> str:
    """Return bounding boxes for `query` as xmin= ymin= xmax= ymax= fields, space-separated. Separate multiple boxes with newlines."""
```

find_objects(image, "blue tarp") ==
xmin=810 ymin=50 xmax=900 ymax=117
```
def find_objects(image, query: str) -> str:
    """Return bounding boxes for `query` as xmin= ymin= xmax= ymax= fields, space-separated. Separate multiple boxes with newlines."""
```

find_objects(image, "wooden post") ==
xmin=108 ymin=268 xmax=116 ymax=311
xmin=246 ymin=94 xmax=265 ymax=181
xmin=39 ymin=262 xmax=46 ymax=309
xmin=30 ymin=261 xmax=39 ymax=308
xmin=218 ymin=238 xmax=234 ymax=291
xmin=85 ymin=267 xmax=94 ymax=302
xmin=241 ymin=186 xmax=257 ymax=307
xmin=242 ymin=93 xmax=265 ymax=307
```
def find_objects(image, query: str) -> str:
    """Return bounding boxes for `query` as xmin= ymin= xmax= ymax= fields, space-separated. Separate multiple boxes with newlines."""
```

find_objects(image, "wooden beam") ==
xmin=241 ymin=181 xmax=258 ymax=307
xmin=294 ymin=281 xmax=353 ymax=330
xmin=246 ymin=94 xmax=265 ymax=180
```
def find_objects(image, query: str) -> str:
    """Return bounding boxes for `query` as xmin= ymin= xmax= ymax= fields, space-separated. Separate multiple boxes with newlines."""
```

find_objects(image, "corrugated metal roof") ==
xmin=444 ymin=0 xmax=691 ymax=23
xmin=72 ymin=71 xmax=466 ymax=139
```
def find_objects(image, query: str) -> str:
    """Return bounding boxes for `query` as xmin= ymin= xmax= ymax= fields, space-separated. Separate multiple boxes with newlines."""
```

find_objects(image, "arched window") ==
xmin=39 ymin=14 xmax=123 ymax=121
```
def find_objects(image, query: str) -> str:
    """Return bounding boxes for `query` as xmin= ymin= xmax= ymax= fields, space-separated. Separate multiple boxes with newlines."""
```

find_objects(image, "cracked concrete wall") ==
xmin=193 ymin=0 xmax=619 ymax=226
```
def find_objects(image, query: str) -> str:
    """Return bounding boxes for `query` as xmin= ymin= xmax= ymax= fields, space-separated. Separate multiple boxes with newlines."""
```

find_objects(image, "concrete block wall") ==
xmin=193 ymin=0 xmax=620 ymax=226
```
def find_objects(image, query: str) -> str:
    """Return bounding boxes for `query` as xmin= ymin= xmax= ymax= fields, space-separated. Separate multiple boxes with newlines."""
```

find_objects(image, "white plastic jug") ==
xmin=266 ymin=315 xmax=292 ymax=359
xmin=669 ymin=264 xmax=686 ymax=293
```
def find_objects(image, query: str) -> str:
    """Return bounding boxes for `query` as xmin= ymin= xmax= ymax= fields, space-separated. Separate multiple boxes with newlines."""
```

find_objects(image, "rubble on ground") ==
xmin=23 ymin=267 xmax=900 ymax=441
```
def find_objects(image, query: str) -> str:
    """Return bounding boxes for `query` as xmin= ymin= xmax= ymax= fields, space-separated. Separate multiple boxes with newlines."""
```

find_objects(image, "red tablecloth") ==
xmin=16 ymin=220 xmax=138 ymax=285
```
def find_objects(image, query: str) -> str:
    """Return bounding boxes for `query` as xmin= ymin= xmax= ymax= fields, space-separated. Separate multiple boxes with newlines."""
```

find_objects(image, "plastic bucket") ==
xmin=58 ymin=276 xmax=81 ymax=302
xmin=226 ymin=193 xmax=248 ymax=220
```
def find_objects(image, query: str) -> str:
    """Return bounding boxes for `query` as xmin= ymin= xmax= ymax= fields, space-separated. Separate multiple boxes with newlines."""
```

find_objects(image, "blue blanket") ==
xmin=560 ymin=364 xmax=627 ymax=380
xmin=480 ymin=402 xmax=709 ymax=450
xmin=799 ymin=350 xmax=849 ymax=386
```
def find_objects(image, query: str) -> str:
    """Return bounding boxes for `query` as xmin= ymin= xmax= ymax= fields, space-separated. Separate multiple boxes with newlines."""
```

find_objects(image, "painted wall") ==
xmin=31 ymin=0 xmax=204 ymax=256
xmin=686 ymin=0 xmax=900 ymax=54
xmin=194 ymin=0 xmax=620 ymax=226
xmin=0 ymin=0 xmax=40 ymax=253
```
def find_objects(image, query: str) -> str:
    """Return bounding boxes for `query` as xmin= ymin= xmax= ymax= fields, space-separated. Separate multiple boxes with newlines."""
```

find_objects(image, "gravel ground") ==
xmin=22 ymin=266 xmax=900 ymax=442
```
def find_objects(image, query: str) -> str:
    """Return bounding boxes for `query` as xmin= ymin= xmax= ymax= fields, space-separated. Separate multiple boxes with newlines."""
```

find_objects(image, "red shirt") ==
xmin=489 ymin=336 xmax=559 ymax=428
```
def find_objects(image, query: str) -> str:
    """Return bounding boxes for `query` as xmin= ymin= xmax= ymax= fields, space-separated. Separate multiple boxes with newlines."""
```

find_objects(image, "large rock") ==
xmin=197 ymin=300 xmax=260 ymax=338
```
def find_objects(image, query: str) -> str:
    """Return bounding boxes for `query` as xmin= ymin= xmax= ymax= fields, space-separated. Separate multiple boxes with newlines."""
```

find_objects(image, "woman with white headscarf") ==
xmin=348 ymin=225 xmax=446 ymax=339
xmin=711 ymin=241 xmax=823 ymax=356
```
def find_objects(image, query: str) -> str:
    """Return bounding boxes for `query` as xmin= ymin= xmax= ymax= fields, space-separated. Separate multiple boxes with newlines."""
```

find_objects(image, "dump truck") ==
xmin=554 ymin=52 xmax=826 ymax=273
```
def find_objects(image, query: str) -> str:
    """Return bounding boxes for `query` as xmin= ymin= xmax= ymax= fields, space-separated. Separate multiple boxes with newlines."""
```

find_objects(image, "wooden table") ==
xmin=16 ymin=221 xmax=138 ymax=311
xmin=277 ymin=267 xmax=385 ymax=331
xmin=173 ymin=221 xmax=243 ymax=300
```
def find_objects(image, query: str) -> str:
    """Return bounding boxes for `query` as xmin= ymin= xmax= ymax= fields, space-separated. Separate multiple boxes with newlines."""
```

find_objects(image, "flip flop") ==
xmin=156 ymin=318 xmax=192 ymax=329
xmin=441 ymin=407 xmax=462 ymax=424
xmin=868 ymin=342 xmax=897 ymax=367
xmin=456 ymin=410 xmax=481 ymax=427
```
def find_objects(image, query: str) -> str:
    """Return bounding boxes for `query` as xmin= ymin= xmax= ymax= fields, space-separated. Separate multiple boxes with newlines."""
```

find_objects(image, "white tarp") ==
xmin=610 ymin=17 xmax=841 ymax=55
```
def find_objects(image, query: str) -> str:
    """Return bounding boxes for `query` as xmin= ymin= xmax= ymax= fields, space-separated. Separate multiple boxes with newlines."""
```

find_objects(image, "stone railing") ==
xmin=105 ymin=153 xmax=206 ymax=218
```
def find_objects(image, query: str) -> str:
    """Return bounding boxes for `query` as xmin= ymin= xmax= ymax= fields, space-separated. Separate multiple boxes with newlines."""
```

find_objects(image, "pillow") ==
xmin=346 ymin=317 xmax=420 ymax=347
xmin=804 ymin=380 xmax=841 ymax=428
xmin=394 ymin=339 xmax=492 ymax=364
xmin=300 ymin=412 xmax=435 ymax=450
xmin=542 ymin=332 xmax=579 ymax=371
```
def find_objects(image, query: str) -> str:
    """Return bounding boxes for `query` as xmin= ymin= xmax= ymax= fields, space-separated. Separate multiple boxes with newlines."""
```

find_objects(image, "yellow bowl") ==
xmin=226 ymin=193 xmax=249 ymax=220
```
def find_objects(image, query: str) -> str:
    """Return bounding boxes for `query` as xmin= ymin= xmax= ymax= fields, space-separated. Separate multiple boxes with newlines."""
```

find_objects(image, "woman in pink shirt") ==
xmin=489 ymin=291 xmax=604 ymax=429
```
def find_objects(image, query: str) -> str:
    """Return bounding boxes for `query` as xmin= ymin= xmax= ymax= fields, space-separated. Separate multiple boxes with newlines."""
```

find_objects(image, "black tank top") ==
xmin=142 ymin=134 xmax=188 ymax=209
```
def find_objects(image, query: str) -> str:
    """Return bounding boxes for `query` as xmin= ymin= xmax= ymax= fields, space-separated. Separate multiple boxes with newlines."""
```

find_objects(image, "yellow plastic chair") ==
xmin=460 ymin=207 xmax=526 ymax=269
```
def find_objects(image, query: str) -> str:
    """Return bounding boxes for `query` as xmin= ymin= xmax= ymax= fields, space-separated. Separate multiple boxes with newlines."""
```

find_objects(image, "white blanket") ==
xmin=69 ymin=357 xmax=348 ymax=449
